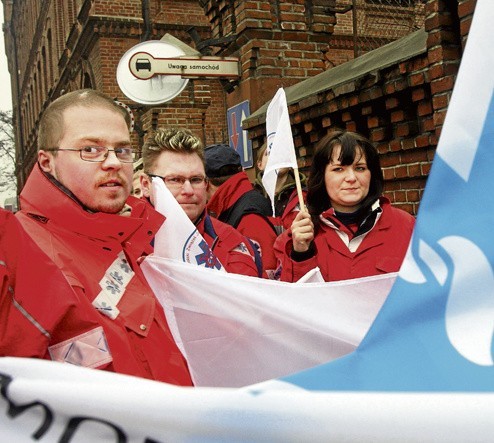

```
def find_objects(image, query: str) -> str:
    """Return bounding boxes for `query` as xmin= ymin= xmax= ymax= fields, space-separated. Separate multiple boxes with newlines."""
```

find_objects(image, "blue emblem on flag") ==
xmin=195 ymin=240 xmax=222 ymax=270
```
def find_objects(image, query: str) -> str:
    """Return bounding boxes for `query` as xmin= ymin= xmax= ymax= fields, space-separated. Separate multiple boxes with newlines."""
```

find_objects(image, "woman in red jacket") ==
xmin=275 ymin=130 xmax=415 ymax=282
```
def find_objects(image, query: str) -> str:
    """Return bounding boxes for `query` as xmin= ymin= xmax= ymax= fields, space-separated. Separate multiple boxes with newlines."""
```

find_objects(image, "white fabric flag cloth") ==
xmin=263 ymin=88 xmax=299 ymax=215
xmin=2 ymin=358 xmax=494 ymax=443
xmin=151 ymin=177 xmax=225 ymax=271
xmin=141 ymin=255 xmax=395 ymax=387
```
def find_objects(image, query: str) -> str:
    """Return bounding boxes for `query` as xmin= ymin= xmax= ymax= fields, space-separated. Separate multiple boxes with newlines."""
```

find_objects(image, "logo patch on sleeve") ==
xmin=49 ymin=326 xmax=112 ymax=368
xmin=233 ymin=242 xmax=253 ymax=257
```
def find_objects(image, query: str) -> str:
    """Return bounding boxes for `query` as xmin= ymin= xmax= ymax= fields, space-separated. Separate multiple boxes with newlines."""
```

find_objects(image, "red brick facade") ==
xmin=244 ymin=0 xmax=475 ymax=215
xmin=1 ymin=0 xmax=476 ymax=212
xmin=2 ymin=0 xmax=228 ymax=189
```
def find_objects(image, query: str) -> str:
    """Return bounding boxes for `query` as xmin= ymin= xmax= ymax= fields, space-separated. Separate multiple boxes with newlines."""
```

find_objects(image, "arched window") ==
xmin=37 ymin=61 xmax=43 ymax=112
xmin=83 ymin=72 xmax=92 ymax=89
xmin=42 ymin=46 xmax=49 ymax=97
xmin=47 ymin=29 xmax=54 ymax=86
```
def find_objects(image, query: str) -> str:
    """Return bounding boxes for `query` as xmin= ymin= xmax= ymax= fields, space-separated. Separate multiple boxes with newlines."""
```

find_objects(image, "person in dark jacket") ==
xmin=205 ymin=144 xmax=279 ymax=279
xmin=275 ymin=130 xmax=415 ymax=282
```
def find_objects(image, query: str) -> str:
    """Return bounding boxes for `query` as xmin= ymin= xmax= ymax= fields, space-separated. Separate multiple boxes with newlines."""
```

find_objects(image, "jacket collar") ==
xmin=207 ymin=171 xmax=253 ymax=216
xmin=20 ymin=163 xmax=164 ymax=243
xmin=320 ymin=198 xmax=389 ymax=234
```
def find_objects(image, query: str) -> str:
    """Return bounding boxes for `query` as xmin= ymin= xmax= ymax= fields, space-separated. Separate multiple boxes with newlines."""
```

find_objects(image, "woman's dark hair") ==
xmin=307 ymin=131 xmax=384 ymax=227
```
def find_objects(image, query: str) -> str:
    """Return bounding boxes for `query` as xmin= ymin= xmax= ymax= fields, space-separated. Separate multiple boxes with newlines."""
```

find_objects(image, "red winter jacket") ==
xmin=196 ymin=211 xmax=260 ymax=277
xmin=279 ymin=188 xmax=308 ymax=232
xmin=275 ymin=197 xmax=415 ymax=282
xmin=207 ymin=171 xmax=278 ymax=278
xmin=0 ymin=208 xmax=101 ymax=359
xmin=15 ymin=164 xmax=192 ymax=385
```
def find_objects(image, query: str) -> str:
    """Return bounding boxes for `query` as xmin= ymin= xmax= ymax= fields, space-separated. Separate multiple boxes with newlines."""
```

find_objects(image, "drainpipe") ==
xmin=141 ymin=0 xmax=151 ymax=42
xmin=352 ymin=0 xmax=358 ymax=58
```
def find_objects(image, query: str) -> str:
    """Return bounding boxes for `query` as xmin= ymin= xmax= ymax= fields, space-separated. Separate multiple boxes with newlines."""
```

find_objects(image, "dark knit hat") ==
xmin=204 ymin=144 xmax=242 ymax=178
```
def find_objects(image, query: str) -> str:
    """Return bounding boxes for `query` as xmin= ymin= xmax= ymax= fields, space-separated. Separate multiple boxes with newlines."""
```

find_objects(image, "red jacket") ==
xmin=15 ymin=164 xmax=192 ymax=385
xmin=196 ymin=211 xmax=260 ymax=277
xmin=279 ymin=188 xmax=308 ymax=231
xmin=207 ymin=171 xmax=278 ymax=278
xmin=0 ymin=208 xmax=101 ymax=358
xmin=275 ymin=198 xmax=415 ymax=282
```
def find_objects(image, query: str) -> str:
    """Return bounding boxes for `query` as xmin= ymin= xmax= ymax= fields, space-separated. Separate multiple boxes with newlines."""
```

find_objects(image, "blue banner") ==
xmin=284 ymin=0 xmax=494 ymax=392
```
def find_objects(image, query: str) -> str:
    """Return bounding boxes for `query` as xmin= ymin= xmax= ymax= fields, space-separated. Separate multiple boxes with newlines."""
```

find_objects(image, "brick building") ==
xmin=244 ymin=0 xmax=475 ymax=215
xmin=1 ymin=0 xmax=475 ymax=215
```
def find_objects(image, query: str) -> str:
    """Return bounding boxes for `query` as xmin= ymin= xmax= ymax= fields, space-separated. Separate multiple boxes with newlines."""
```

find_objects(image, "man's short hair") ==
xmin=38 ymin=89 xmax=131 ymax=151
xmin=142 ymin=127 xmax=204 ymax=172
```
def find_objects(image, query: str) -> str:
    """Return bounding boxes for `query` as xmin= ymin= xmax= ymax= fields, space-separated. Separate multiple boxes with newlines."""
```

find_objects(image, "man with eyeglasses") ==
xmin=140 ymin=127 xmax=261 ymax=277
xmin=15 ymin=89 xmax=192 ymax=386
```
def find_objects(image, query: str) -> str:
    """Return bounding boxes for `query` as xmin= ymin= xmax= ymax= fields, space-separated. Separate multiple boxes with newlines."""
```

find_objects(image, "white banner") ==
xmin=1 ymin=357 xmax=494 ymax=442
xmin=141 ymin=256 xmax=394 ymax=387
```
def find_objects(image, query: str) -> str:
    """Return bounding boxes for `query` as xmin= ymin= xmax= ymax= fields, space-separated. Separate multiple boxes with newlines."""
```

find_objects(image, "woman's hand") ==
xmin=291 ymin=210 xmax=314 ymax=253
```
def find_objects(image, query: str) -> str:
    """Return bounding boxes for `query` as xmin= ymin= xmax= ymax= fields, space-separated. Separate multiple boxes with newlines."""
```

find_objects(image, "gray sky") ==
xmin=0 ymin=7 xmax=12 ymax=111
xmin=0 ymin=7 xmax=15 ymax=206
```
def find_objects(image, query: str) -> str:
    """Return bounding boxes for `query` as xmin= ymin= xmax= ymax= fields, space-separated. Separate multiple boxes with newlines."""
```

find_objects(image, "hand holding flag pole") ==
xmin=292 ymin=163 xmax=307 ymax=214
xmin=263 ymin=88 xmax=307 ymax=215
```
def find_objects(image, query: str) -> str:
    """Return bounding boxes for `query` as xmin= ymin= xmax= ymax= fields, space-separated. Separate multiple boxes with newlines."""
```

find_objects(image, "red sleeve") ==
xmin=0 ymin=210 xmax=97 ymax=358
xmin=236 ymin=214 xmax=278 ymax=278
xmin=273 ymin=228 xmax=319 ymax=282
xmin=216 ymin=240 xmax=260 ymax=277
xmin=208 ymin=218 xmax=260 ymax=278
xmin=223 ymin=254 xmax=259 ymax=277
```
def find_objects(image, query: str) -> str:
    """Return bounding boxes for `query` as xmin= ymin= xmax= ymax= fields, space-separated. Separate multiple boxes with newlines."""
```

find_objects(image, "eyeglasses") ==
xmin=44 ymin=146 xmax=136 ymax=163
xmin=147 ymin=173 xmax=208 ymax=189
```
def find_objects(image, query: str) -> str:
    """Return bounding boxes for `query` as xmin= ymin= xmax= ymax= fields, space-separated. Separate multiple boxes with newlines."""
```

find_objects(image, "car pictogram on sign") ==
xmin=135 ymin=59 xmax=151 ymax=71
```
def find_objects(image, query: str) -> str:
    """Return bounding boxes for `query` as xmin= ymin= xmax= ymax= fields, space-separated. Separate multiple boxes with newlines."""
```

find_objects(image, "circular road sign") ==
xmin=117 ymin=40 xmax=189 ymax=105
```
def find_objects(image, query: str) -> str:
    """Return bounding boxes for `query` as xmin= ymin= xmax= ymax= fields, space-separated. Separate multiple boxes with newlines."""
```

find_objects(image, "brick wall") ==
xmin=4 ymin=0 xmax=229 ymax=187
xmin=2 ymin=0 xmax=476 ymax=199
xmin=92 ymin=0 xmax=143 ymax=17
xmin=243 ymin=0 xmax=477 ymax=215
xmin=200 ymin=0 xmax=337 ymax=112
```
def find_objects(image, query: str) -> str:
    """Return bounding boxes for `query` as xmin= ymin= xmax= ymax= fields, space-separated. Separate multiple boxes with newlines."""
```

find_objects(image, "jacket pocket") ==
xmin=48 ymin=326 xmax=113 ymax=369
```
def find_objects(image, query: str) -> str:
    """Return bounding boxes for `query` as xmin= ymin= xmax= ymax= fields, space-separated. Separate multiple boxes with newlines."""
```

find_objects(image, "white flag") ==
xmin=141 ymin=255 xmax=394 ymax=387
xmin=263 ymin=88 xmax=299 ymax=215
xmin=151 ymin=178 xmax=225 ymax=271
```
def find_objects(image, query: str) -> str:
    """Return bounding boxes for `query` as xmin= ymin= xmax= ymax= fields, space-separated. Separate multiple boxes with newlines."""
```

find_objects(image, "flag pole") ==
xmin=293 ymin=166 xmax=307 ymax=213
